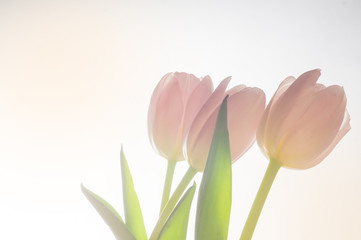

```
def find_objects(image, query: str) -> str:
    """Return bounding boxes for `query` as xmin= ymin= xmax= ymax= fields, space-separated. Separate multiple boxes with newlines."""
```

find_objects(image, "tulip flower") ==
xmin=187 ymin=77 xmax=266 ymax=171
xmin=257 ymin=69 xmax=351 ymax=169
xmin=148 ymin=72 xmax=213 ymax=162
xmin=150 ymin=77 xmax=266 ymax=240
xmin=240 ymin=69 xmax=350 ymax=240
xmin=148 ymin=72 xmax=213 ymax=213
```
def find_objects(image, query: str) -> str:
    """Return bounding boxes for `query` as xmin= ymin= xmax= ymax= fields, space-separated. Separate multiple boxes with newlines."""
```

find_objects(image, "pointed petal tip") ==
xmin=308 ymin=68 xmax=322 ymax=78
xmin=217 ymin=76 xmax=232 ymax=87
xmin=296 ymin=69 xmax=321 ymax=84
xmin=224 ymin=76 xmax=232 ymax=82
xmin=309 ymin=68 xmax=321 ymax=74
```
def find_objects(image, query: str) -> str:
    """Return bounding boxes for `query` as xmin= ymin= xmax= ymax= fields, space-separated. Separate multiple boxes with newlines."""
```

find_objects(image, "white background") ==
xmin=0 ymin=0 xmax=360 ymax=239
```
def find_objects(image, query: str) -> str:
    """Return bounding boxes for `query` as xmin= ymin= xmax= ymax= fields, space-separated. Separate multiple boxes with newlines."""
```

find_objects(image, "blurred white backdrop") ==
xmin=0 ymin=0 xmax=360 ymax=239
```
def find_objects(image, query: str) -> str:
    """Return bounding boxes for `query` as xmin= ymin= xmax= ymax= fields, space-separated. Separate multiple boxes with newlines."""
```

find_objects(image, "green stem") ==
xmin=150 ymin=166 xmax=198 ymax=240
xmin=240 ymin=159 xmax=281 ymax=240
xmin=160 ymin=160 xmax=177 ymax=215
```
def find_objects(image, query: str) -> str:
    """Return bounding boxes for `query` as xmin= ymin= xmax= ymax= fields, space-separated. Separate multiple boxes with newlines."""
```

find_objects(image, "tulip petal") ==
xmin=226 ymin=84 xmax=247 ymax=95
xmin=148 ymin=73 xmax=173 ymax=141
xmin=188 ymin=110 xmax=218 ymax=171
xmin=158 ymin=183 xmax=196 ymax=240
xmin=178 ymin=76 xmax=213 ymax=158
xmin=257 ymin=76 xmax=295 ymax=156
xmin=265 ymin=70 xmax=321 ymax=157
xmin=269 ymin=76 xmax=296 ymax=107
xmin=228 ymin=87 xmax=266 ymax=162
xmin=120 ymin=148 xmax=148 ymax=240
xmin=152 ymin=78 xmax=184 ymax=160
xmin=174 ymin=72 xmax=201 ymax=104
xmin=187 ymin=77 xmax=231 ymax=164
xmin=278 ymin=85 xmax=347 ymax=168
xmin=302 ymin=110 xmax=350 ymax=169
xmin=195 ymin=97 xmax=232 ymax=240
xmin=184 ymin=76 xmax=213 ymax=127
xmin=171 ymin=73 xmax=209 ymax=160
xmin=314 ymin=83 xmax=326 ymax=92
xmin=81 ymin=184 xmax=136 ymax=240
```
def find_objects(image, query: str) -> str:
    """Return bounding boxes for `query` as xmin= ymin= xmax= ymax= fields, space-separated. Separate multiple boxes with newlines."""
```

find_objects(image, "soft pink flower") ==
xmin=186 ymin=77 xmax=266 ymax=171
xmin=257 ymin=69 xmax=351 ymax=169
xmin=148 ymin=72 xmax=213 ymax=161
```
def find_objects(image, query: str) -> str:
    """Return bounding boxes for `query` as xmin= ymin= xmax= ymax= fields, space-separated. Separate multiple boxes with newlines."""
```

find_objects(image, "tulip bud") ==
xmin=257 ymin=69 xmax=351 ymax=169
xmin=186 ymin=77 xmax=266 ymax=171
xmin=148 ymin=72 xmax=213 ymax=161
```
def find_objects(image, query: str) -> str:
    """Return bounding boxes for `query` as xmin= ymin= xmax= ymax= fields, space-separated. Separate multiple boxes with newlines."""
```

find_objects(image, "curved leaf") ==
xmin=121 ymin=147 xmax=148 ymax=240
xmin=81 ymin=184 xmax=135 ymax=240
xmin=195 ymin=96 xmax=232 ymax=240
xmin=158 ymin=182 xmax=196 ymax=240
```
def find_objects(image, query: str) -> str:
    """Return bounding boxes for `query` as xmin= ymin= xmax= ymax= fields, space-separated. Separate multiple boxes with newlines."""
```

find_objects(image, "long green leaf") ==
xmin=195 ymin=96 xmax=232 ymax=240
xmin=158 ymin=182 xmax=197 ymax=240
xmin=121 ymin=147 xmax=148 ymax=240
xmin=81 ymin=184 xmax=135 ymax=240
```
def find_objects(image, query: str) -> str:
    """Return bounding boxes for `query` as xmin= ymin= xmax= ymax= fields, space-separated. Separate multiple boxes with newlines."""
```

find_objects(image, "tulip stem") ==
xmin=240 ymin=159 xmax=281 ymax=240
xmin=160 ymin=160 xmax=177 ymax=215
xmin=150 ymin=166 xmax=198 ymax=240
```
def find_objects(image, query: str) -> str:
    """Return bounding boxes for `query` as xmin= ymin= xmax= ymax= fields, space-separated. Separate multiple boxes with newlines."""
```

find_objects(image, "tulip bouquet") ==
xmin=82 ymin=69 xmax=350 ymax=240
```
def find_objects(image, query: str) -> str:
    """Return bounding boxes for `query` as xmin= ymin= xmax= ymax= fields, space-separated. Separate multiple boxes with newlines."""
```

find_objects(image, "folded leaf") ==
xmin=81 ymin=184 xmax=135 ymax=240
xmin=158 ymin=182 xmax=197 ymax=240
xmin=195 ymin=96 xmax=232 ymax=240
xmin=121 ymin=147 xmax=148 ymax=240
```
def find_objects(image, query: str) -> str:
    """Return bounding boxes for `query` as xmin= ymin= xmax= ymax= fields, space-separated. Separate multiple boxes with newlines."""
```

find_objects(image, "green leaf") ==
xmin=121 ymin=147 xmax=148 ymax=240
xmin=195 ymin=96 xmax=232 ymax=240
xmin=158 ymin=182 xmax=197 ymax=240
xmin=81 ymin=184 xmax=135 ymax=240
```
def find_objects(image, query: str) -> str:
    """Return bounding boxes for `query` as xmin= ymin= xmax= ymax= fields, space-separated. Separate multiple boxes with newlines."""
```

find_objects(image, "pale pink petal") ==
xmin=186 ymin=77 xmax=231 ymax=156
xmin=148 ymin=73 xmax=173 ymax=140
xmin=257 ymin=76 xmax=295 ymax=157
xmin=152 ymin=79 xmax=184 ymax=160
xmin=226 ymin=84 xmax=247 ymax=96
xmin=314 ymin=83 xmax=326 ymax=92
xmin=264 ymin=70 xmax=321 ymax=157
xmin=301 ymin=110 xmax=350 ymax=169
xmin=188 ymin=108 xmax=219 ymax=171
xmin=228 ymin=87 xmax=266 ymax=162
xmin=163 ymin=73 xmax=206 ymax=160
xmin=179 ymin=76 xmax=213 ymax=152
xmin=278 ymin=85 xmax=347 ymax=168
xmin=174 ymin=72 xmax=201 ymax=104
xmin=269 ymin=76 xmax=296 ymax=108
xmin=184 ymin=76 xmax=213 ymax=129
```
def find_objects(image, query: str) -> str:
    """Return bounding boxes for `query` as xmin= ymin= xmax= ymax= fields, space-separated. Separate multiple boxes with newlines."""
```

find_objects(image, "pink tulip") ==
xmin=256 ymin=69 xmax=351 ymax=169
xmin=148 ymin=72 xmax=213 ymax=161
xmin=186 ymin=77 xmax=266 ymax=171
